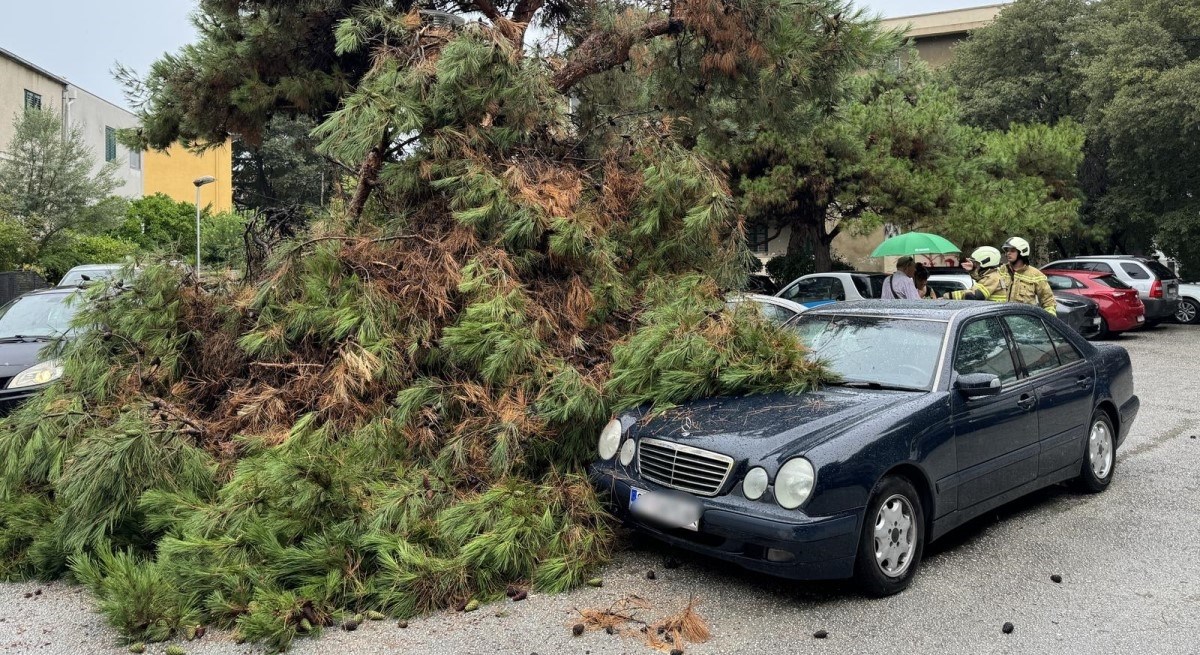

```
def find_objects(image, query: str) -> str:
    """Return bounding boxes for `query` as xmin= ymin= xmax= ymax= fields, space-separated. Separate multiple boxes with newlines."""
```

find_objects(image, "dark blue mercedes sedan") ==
xmin=591 ymin=301 xmax=1139 ymax=596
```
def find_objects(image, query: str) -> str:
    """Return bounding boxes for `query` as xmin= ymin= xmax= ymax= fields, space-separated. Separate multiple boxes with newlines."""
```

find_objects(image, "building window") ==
xmin=105 ymin=127 xmax=117 ymax=162
xmin=748 ymin=222 xmax=771 ymax=254
xmin=129 ymin=148 xmax=141 ymax=171
xmin=24 ymin=90 xmax=41 ymax=110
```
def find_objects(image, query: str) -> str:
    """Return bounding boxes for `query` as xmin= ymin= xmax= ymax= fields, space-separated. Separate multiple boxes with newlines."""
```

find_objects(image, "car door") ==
xmin=950 ymin=317 xmax=1040 ymax=509
xmin=777 ymin=276 xmax=838 ymax=308
xmin=1003 ymin=315 xmax=1095 ymax=477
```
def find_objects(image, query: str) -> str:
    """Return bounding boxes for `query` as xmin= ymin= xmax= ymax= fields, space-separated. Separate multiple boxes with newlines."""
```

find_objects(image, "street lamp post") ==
xmin=193 ymin=176 xmax=216 ymax=278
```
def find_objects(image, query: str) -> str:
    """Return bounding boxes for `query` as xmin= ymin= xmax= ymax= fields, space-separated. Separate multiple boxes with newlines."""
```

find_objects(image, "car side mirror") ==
xmin=955 ymin=372 xmax=1002 ymax=398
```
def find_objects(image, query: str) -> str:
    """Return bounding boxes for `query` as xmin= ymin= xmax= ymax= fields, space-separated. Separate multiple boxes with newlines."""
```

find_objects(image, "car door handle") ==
xmin=1017 ymin=394 xmax=1036 ymax=411
xmin=1075 ymin=376 xmax=1093 ymax=389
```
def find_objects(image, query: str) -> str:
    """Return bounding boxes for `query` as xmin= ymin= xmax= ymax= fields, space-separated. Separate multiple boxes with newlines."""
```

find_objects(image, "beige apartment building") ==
xmin=1 ymin=46 xmax=233 ymax=211
xmin=754 ymin=3 xmax=1009 ymax=272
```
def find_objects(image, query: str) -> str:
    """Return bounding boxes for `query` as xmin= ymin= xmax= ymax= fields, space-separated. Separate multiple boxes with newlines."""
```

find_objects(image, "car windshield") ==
xmin=791 ymin=314 xmax=947 ymax=391
xmin=58 ymin=266 xmax=120 ymax=287
xmin=1093 ymin=275 xmax=1131 ymax=289
xmin=0 ymin=293 xmax=82 ymax=339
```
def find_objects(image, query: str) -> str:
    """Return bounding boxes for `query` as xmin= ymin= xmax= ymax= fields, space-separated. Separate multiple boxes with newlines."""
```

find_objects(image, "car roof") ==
xmin=66 ymin=263 xmax=124 ymax=271
xmin=9 ymin=287 xmax=81 ymax=302
xmin=1050 ymin=256 xmax=1146 ymax=262
xmin=802 ymin=299 xmax=1009 ymax=321
xmin=1044 ymin=268 xmax=1107 ymax=277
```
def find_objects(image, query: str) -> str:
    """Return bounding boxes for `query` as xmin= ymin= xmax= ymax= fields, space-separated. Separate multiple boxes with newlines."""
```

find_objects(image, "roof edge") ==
xmin=0 ymin=47 xmax=69 ymax=86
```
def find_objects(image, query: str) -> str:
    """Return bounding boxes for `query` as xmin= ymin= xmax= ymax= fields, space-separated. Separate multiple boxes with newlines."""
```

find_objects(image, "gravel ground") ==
xmin=2 ymin=324 xmax=1197 ymax=655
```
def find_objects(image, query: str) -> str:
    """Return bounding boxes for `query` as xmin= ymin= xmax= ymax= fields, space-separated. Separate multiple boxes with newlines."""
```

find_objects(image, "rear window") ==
xmin=852 ymin=274 xmax=887 ymax=299
xmin=1047 ymin=275 xmax=1080 ymax=290
xmin=1120 ymin=263 xmax=1150 ymax=280
xmin=1143 ymin=260 xmax=1178 ymax=280
xmin=1093 ymin=275 xmax=1131 ymax=289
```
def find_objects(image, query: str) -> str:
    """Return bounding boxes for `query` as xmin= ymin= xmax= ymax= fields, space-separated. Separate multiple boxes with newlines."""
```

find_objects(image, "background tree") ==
xmin=0 ymin=109 xmax=124 ymax=252
xmin=949 ymin=0 xmax=1200 ymax=275
xmin=113 ymin=193 xmax=203 ymax=254
xmin=232 ymin=116 xmax=337 ymax=212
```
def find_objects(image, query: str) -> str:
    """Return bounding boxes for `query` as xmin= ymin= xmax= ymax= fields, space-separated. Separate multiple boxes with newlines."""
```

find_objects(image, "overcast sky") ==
xmin=0 ymin=0 xmax=992 ymax=109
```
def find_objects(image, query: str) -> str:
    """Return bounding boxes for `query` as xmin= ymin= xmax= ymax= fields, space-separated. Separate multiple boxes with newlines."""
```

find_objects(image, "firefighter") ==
xmin=950 ymin=246 xmax=1008 ymax=301
xmin=1001 ymin=236 xmax=1057 ymax=315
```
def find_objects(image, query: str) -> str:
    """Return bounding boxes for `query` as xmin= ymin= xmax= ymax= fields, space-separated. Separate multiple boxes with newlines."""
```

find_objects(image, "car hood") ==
xmin=0 ymin=340 xmax=54 ymax=379
xmin=627 ymin=387 xmax=922 ymax=464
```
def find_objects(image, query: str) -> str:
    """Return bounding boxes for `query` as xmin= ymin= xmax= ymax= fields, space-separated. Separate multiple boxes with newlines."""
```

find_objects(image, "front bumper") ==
xmin=1142 ymin=298 xmax=1179 ymax=321
xmin=0 ymin=383 xmax=49 ymax=417
xmin=590 ymin=464 xmax=861 ymax=580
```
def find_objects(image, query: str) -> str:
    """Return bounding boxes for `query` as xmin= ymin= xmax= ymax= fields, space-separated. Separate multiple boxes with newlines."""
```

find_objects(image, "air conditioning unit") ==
xmin=419 ymin=10 xmax=465 ymax=29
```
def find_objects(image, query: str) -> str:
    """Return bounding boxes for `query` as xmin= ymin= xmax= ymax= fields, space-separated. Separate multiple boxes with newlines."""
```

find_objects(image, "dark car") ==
xmin=591 ymin=301 xmax=1138 ymax=595
xmin=926 ymin=271 xmax=1102 ymax=339
xmin=0 ymin=288 xmax=84 ymax=415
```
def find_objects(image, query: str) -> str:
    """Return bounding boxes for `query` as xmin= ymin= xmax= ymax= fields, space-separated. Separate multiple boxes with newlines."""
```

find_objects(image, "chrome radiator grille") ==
xmin=637 ymin=438 xmax=734 ymax=497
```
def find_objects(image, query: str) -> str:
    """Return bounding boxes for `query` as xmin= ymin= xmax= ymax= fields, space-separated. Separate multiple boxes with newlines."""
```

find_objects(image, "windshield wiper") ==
xmin=836 ymin=380 xmax=925 ymax=392
xmin=0 ymin=335 xmax=51 ymax=344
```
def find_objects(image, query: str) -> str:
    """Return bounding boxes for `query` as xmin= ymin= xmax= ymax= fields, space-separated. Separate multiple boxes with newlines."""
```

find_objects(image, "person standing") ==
xmin=951 ymin=246 xmax=1009 ymax=302
xmin=914 ymin=264 xmax=938 ymax=299
xmin=1001 ymin=237 xmax=1056 ymax=315
xmin=881 ymin=256 xmax=922 ymax=300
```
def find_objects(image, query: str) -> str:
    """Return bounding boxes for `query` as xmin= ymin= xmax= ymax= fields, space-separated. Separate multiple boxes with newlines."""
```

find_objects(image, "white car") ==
xmin=1176 ymin=282 xmax=1199 ymax=325
xmin=726 ymin=294 xmax=809 ymax=325
xmin=775 ymin=272 xmax=890 ymax=308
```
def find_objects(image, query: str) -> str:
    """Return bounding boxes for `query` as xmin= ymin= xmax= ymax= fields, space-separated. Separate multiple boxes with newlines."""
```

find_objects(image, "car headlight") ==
xmin=619 ymin=439 xmax=636 ymax=466
xmin=774 ymin=458 xmax=816 ymax=509
xmin=597 ymin=418 xmax=622 ymax=460
xmin=742 ymin=467 xmax=768 ymax=500
xmin=8 ymin=360 xmax=64 ymax=389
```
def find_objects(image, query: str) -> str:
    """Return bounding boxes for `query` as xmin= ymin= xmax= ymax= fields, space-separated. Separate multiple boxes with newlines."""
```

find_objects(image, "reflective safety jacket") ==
xmin=1006 ymin=264 xmax=1057 ymax=315
xmin=950 ymin=267 xmax=1009 ymax=302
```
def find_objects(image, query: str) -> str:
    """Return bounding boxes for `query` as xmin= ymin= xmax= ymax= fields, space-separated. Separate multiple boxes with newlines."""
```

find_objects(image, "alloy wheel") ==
xmin=873 ymin=494 xmax=916 ymax=578
xmin=1177 ymin=299 xmax=1198 ymax=324
xmin=1089 ymin=420 xmax=1113 ymax=480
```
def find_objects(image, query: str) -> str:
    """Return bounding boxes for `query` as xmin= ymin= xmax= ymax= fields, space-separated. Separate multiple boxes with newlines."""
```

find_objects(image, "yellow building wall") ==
xmin=143 ymin=142 xmax=234 ymax=213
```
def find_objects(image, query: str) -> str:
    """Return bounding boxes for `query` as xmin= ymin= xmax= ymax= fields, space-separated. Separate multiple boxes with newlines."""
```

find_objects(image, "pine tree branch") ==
xmin=347 ymin=132 xmax=391 ymax=221
xmin=551 ymin=18 xmax=685 ymax=92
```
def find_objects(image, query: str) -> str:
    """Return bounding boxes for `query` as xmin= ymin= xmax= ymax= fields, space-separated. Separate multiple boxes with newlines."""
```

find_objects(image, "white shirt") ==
xmin=881 ymin=271 xmax=921 ymax=300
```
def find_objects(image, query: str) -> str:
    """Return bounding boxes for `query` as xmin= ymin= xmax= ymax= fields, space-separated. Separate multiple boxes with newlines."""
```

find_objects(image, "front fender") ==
xmin=803 ymin=394 xmax=955 ymax=518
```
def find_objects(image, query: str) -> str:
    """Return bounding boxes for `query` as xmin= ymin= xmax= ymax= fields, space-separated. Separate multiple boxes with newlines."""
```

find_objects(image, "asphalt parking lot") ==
xmin=1 ymin=324 xmax=1197 ymax=655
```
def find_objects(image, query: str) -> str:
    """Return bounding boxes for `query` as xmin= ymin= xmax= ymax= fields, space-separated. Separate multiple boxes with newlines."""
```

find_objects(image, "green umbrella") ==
xmin=870 ymin=232 xmax=961 ymax=258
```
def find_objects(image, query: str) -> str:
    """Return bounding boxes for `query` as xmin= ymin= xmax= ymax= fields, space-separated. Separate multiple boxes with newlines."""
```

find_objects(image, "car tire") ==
xmin=1177 ymin=298 xmax=1199 ymax=325
xmin=1075 ymin=410 xmax=1116 ymax=494
xmin=854 ymin=476 xmax=925 ymax=597
xmin=1098 ymin=317 xmax=1114 ymax=339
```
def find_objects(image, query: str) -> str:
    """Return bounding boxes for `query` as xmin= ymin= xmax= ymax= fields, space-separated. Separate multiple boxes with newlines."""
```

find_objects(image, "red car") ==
xmin=1044 ymin=270 xmax=1145 ymax=336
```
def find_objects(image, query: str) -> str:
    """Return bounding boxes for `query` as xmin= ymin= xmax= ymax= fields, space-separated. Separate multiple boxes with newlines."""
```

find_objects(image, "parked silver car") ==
xmin=726 ymin=294 xmax=809 ymax=325
xmin=1044 ymin=256 xmax=1180 ymax=325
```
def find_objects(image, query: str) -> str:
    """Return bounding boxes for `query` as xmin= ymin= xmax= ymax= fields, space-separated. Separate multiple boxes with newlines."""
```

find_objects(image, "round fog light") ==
xmin=743 ymin=467 xmax=768 ymax=500
xmin=619 ymin=439 xmax=636 ymax=466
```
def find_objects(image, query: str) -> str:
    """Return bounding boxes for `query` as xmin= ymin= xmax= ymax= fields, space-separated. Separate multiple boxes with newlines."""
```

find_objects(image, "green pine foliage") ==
xmin=0 ymin=7 xmax=831 ymax=652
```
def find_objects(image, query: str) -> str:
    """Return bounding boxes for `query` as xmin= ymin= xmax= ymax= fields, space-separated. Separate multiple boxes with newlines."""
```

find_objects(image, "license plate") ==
xmin=629 ymin=487 xmax=701 ymax=531
xmin=1092 ymin=317 xmax=1102 ymax=325
xmin=1137 ymin=315 xmax=1145 ymax=323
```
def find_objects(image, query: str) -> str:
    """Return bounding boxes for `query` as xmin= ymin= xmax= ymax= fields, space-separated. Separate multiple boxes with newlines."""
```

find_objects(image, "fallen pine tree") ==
xmin=0 ymin=3 xmax=853 ymax=651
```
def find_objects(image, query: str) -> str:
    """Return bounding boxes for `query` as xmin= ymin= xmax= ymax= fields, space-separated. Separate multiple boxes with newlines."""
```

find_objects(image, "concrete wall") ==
xmin=144 ymin=142 xmax=235 ymax=214
xmin=0 ymin=51 xmax=64 ymax=155
xmin=68 ymin=85 xmax=143 ymax=198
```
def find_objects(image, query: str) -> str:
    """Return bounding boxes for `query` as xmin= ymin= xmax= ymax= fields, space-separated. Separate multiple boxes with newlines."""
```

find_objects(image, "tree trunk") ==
xmin=347 ymin=134 xmax=390 ymax=221
xmin=784 ymin=205 xmax=837 ymax=273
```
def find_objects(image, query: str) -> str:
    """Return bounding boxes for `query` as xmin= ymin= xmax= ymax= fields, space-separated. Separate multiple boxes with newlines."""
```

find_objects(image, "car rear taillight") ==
xmin=1150 ymin=280 xmax=1163 ymax=299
